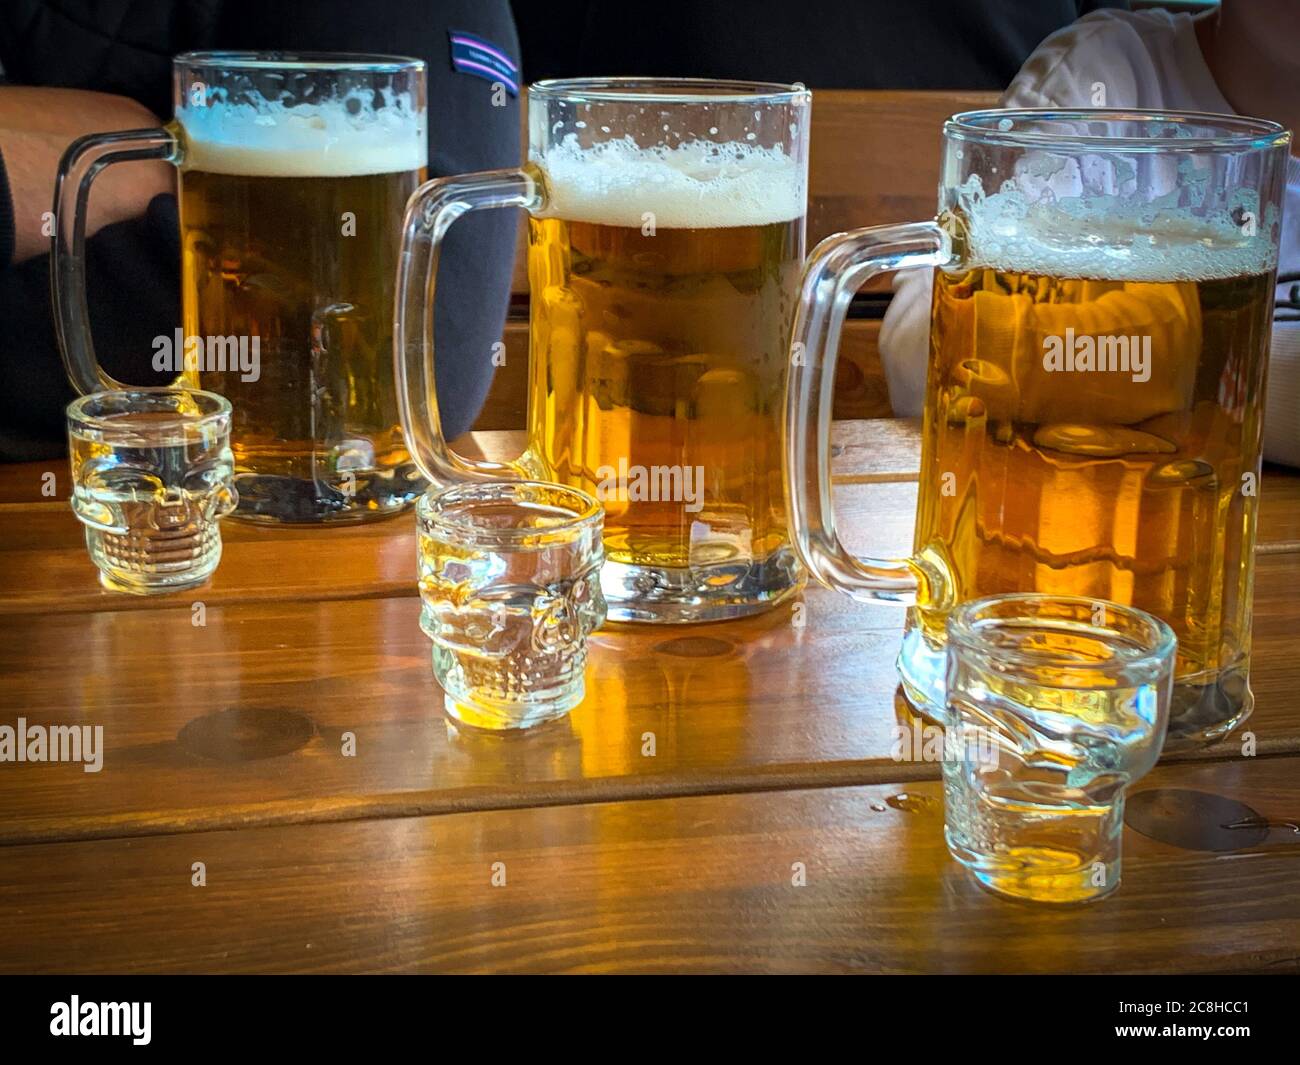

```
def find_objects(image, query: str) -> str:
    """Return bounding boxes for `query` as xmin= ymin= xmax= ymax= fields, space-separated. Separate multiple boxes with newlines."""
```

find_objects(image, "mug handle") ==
xmin=394 ymin=167 xmax=543 ymax=486
xmin=52 ymin=127 xmax=181 ymax=394
xmin=785 ymin=221 xmax=956 ymax=608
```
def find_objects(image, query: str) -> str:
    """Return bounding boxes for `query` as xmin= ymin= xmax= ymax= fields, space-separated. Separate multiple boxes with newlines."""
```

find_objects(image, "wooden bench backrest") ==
xmin=476 ymin=89 xmax=1002 ymax=428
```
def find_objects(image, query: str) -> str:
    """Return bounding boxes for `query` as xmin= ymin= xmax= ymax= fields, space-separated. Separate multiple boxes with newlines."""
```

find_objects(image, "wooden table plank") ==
xmin=2 ymin=756 xmax=1296 ymax=974
xmin=1260 ymin=463 xmax=1300 ymax=550
xmin=5 ymin=420 xmax=1300 ymax=617
xmin=0 ymin=587 xmax=903 ymax=844
xmin=0 ymin=420 xmax=922 ymax=506
xmin=0 ymin=422 xmax=923 ymax=615
xmin=3 ymin=549 xmax=1299 ymax=845
xmin=0 ymin=481 xmax=908 ymax=616
xmin=0 ymin=428 xmax=496 ymax=507
xmin=0 ymin=508 xmax=419 ymax=614
xmin=4 ymin=418 xmax=1300 ymax=846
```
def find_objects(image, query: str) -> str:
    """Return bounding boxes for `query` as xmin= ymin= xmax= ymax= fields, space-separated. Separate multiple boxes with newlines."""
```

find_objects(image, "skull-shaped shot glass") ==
xmin=67 ymin=389 xmax=237 ymax=594
xmin=417 ymin=481 xmax=607 ymax=730
xmin=941 ymin=594 xmax=1175 ymax=903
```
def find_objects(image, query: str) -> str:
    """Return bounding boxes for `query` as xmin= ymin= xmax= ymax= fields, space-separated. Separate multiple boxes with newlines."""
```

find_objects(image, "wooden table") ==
xmin=2 ymin=420 xmax=1299 ymax=973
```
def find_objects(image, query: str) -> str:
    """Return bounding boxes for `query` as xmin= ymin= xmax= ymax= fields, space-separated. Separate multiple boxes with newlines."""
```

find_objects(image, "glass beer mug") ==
xmin=53 ymin=52 xmax=428 ymax=523
xmin=395 ymin=78 xmax=810 ymax=622
xmin=786 ymin=110 xmax=1290 ymax=747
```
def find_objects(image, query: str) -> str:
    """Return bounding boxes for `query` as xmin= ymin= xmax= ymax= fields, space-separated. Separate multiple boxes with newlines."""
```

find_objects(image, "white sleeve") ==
xmin=878 ymin=17 xmax=1134 ymax=421
xmin=878 ymin=17 xmax=1137 ymax=421
xmin=878 ymin=268 xmax=932 ymax=418
xmin=1000 ymin=15 xmax=1158 ymax=111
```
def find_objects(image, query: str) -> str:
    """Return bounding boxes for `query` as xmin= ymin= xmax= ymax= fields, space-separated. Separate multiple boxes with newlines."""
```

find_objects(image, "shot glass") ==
xmin=941 ymin=594 xmax=1175 ymax=903
xmin=416 ymin=480 xmax=606 ymax=731
xmin=67 ymin=389 xmax=237 ymax=594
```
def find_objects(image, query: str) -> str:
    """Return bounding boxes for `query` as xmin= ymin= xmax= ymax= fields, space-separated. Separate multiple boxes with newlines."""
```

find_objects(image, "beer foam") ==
xmin=179 ymin=93 xmax=425 ymax=177
xmin=957 ymin=177 xmax=1278 ymax=282
xmin=535 ymin=135 xmax=805 ymax=229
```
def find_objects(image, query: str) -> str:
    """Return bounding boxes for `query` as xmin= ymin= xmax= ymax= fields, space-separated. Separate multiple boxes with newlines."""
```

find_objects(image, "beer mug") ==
xmin=785 ymin=110 xmax=1290 ymax=748
xmin=395 ymin=78 xmax=810 ymax=623
xmin=53 ymin=52 xmax=428 ymax=524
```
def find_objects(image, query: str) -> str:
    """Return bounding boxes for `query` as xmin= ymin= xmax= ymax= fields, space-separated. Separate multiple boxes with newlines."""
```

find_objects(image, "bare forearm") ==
xmin=0 ymin=87 xmax=175 ymax=263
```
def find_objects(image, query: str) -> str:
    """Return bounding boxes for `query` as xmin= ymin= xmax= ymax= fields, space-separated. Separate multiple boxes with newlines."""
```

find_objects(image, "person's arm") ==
xmin=0 ymin=86 xmax=175 ymax=264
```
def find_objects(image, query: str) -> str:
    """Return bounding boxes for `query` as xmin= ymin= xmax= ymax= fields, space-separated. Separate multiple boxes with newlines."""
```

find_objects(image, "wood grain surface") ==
xmin=1 ymin=756 xmax=1296 ymax=974
xmin=0 ymin=422 xmax=923 ymax=613
xmin=6 ymin=422 xmax=1300 ymax=616
xmin=2 ymin=419 xmax=1300 ymax=846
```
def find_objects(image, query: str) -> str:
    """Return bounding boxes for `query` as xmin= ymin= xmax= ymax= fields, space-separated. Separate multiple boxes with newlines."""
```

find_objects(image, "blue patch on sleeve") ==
xmin=449 ymin=30 xmax=519 ymax=95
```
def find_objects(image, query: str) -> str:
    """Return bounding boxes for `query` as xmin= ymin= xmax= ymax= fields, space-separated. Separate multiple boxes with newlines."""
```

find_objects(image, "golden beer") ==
xmin=911 ymin=216 xmax=1274 ymax=741
xmin=526 ymin=213 xmax=802 ymax=570
xmin=177 ymin=107 xmax=425 ymax=522
xmin=784 ymin=112 xmax=1287 ymax=759
xmin=51 ymin=54 xmax=430 ymax=526
xmin=522 ymin=131 xmax=806 ymax=619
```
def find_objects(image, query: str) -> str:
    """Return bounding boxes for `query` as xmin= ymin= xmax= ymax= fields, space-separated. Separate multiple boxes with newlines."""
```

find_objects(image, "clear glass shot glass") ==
xmin=416 ymin=481 xmax=607 ymax=731
xmin=67 ymin=389 xmax=237 ymax=594
xmin=942 ymin=594 xmax=1175 ymax=903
